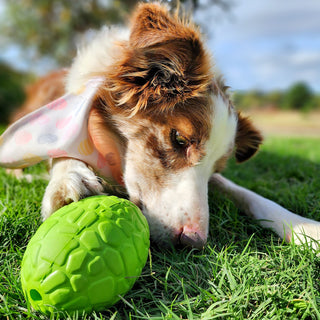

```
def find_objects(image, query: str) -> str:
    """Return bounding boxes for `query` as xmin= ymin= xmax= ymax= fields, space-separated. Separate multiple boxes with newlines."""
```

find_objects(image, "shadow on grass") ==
xmin=207 ymin=148 xmax=320 ymax=252
xmin=1 ymin=141 xmax=320 ymax=319
xmin=110 ymin=148 xmax=320 ymax=319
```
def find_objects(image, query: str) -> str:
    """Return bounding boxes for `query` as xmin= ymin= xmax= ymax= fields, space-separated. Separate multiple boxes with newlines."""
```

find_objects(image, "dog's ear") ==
xmin=107 ymin=3 xmax=212 ymax=115
xmin=235 ymin=112 xmax=263 ymax=162
xmin=129 ymin=3 xmax=189 ymax=48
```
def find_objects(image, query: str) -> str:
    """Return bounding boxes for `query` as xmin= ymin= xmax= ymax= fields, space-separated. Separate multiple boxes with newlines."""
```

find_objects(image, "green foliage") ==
xmin=1 ymin=0 xmax=231 ymax=67
xmin=0 ymin=134 xmax=320 ymax=319
xmin=234 ymin=82 xmax=319 ymax=111
xmin=0 ymin=63 xmax=31 ymax=124
xmin=283 ymin=82 xmax=314 ymax=111
xmin=2 ymin=0 xmax=140 ymax=66
xmin=309 ymin=95 xmax=320 ymax=110
xmin=267 ymin=90 xmax=284 ymax=107
xmin=233 ymin=90 xmax=266 ymax=110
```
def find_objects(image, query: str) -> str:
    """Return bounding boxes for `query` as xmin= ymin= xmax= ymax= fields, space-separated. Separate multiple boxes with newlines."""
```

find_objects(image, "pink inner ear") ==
xmin=88 ymin=109 xmax=124 ymax=185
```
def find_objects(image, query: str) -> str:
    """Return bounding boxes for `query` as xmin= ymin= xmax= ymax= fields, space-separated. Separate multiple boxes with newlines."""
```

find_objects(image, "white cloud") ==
xmin=290 ymin=51 xmax=320 ymax=66
xmin=196 ymin=0 xmax=320 ymax=91
xmin=252 ymin=49 xmax=320 ymax=91
xmin=232 ymin=1 xmax=320 ymax=39
xmin=0 ymin=0 xmax=319 ymax=92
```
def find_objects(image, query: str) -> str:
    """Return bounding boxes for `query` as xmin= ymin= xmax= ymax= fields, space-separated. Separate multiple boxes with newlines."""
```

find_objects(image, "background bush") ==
xmin=233 ymin=82 xmax=320 ymax=111
xmin=0 ymin=63 xmax=32 ymax=124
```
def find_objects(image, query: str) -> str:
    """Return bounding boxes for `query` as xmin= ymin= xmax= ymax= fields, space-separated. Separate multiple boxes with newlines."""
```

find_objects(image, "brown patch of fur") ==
xmin=235 ymin=112 xmax=263 ymax=162
xmin=166 ymin=99 xmax=211 ymax=140
xmin=92 ymin=3 xmax=214 ymax=173
xmin=144 ymin=113 xmax=208 ymax=171
xmin=129 ymin=3 xmax=199 ymax=49
xmin=146 ymin=133 xmax=171 ymax=169
xmin=171 ymin=115 xmax=196 ymax=138
xmin=10 ymin=69 xmax=67 ymax=123
xmin=97 ymin=3 xmax=212 ymax=117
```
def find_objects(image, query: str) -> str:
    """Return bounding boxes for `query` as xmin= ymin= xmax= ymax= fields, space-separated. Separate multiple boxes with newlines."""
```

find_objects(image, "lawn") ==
xmin=0 ymin=135 xmax=319 ymax=319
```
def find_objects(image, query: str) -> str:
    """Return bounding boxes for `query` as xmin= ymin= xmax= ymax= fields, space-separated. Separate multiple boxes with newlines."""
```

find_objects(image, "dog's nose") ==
xmin=179 ymin=228 xmax=207 ymax=249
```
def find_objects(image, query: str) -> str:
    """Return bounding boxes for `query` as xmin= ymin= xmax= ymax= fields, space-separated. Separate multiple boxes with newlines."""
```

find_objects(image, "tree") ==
xmin=0 ymin=63 xmax=30 ymax=124
xmin=2 ymin=0 xmax=139 ymax=66
xmin=265 ymin=90 xmax=283 ymax=108
xmin=0 ymin=0 xmax=232 ymax=67
xmin=283 ymin=82 xmax=313 ymax=110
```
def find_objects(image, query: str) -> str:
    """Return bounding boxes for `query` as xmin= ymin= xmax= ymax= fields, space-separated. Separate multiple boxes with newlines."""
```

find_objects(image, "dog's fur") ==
xmin=10 ymin=3 xmax=320 ymax=249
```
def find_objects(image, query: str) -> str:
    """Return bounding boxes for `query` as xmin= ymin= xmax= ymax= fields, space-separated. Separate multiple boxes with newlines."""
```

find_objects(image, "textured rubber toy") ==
xmin=21 ymin=195 xmax=150 ymax=315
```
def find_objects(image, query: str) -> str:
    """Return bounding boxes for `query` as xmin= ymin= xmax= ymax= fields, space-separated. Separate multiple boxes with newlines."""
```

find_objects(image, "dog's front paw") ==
xmin=41 ymin=159 xmax=105 ymax=220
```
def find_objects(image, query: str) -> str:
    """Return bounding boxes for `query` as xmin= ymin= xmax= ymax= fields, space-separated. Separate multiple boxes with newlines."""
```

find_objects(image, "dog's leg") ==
xmin=6 ymin=168 xmax=49 ymax=182
xmin=210 ymin=174 xmax=320 ymax=249
xmin=6 ymin=168 xmax=31 ymax=182
xmin=41 ymin=158 xmax=105 ymax=220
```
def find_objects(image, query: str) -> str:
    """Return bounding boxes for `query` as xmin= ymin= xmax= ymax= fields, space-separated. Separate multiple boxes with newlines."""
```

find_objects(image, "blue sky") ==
xmin=195 ymin=0 xmax=320 ymax=92
xmin=1 ymin=0 xmax=320 ymax=92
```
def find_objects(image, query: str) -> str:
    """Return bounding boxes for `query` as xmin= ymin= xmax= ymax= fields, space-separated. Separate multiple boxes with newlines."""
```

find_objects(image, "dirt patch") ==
xmin=242 ymin=109 xmax=320 ymax=137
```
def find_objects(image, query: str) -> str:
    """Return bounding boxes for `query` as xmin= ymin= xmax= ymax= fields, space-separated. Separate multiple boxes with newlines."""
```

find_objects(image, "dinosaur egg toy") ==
xmin=21 ymin=195 xmax=150 ymax=315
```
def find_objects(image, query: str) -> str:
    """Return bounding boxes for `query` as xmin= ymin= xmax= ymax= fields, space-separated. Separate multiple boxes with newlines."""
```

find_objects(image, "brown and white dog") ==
xmin=10 ymin=3 xmax=320 ymax=249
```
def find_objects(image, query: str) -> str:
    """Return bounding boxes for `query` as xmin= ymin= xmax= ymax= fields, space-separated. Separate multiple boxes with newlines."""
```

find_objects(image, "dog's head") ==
xmin=92 ymin=3 xmax=262 ymax=248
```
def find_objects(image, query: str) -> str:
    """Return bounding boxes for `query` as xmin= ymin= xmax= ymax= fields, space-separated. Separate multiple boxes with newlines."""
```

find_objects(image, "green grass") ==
xmin=1 ymin=135 xmax=320 ymax=319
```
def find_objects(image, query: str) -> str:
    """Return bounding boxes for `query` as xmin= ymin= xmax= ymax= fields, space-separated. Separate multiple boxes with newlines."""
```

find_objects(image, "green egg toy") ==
xmin=21 ymin=195 xmax=150 ymax=315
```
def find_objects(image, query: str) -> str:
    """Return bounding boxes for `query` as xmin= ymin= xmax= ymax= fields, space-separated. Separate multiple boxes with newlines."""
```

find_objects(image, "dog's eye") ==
xmin=170 ymin=129 xmax=189 ymax=149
